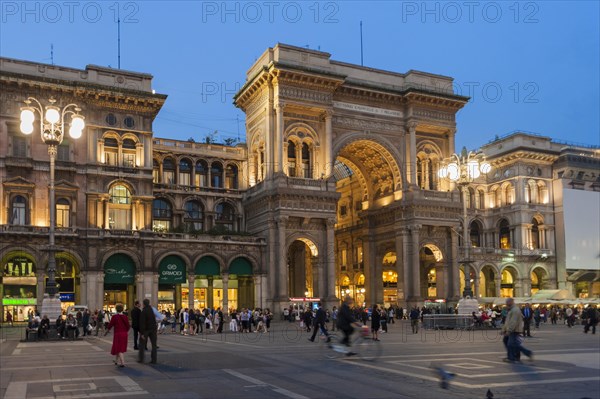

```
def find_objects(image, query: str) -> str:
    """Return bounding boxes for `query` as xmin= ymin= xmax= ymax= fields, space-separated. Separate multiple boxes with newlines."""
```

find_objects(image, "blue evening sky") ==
xmin=1 ymin=1 xmax=598 ymax=149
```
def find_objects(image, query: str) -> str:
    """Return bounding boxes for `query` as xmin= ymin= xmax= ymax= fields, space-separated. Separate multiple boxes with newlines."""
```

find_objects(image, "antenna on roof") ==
xmin=117 ymin=8 xmax=121 ymax=69
xmin=360 ymin=21 xmax=364 ymax=66
xmin=50 ymin=44 xmax=54 ymax=65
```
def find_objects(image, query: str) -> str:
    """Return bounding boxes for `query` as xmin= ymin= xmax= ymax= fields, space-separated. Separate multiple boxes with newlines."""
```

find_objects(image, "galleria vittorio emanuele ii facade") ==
xmin=1 ymin=44 xmax=598 ymax=321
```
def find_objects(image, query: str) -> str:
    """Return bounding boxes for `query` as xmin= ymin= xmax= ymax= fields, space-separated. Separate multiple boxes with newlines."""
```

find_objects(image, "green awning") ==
xmin=104 ymin=254 xmax=135 ymax=284
xmin=229 ymin=257 xmax=252 ymax=275
xmin=159 ymin=255 xmax=186 ymax=284
xmin=195 ymin=256 xmax=220 ymax=276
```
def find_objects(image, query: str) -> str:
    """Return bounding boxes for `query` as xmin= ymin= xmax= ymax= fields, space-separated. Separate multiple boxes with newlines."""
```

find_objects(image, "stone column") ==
xmin=103 ymin=199 xmax=110 ymax=229
xmin=401 ymin=230 xmax=411 ymax=301
xmin=295 ymin=145 xmax=302 ymax=177
xmin=473 ymin=276 xmax=480 ymax=298
xmin=222 ymin=273 xmax=229 ymax=315
xmin=325 ymin=110 xmax=333 ymax=177
xmin=495 ymin=276 xmax=502 ymax=297
xmin=450 ymin=230 xmax=459 ymax=299
xmin=274 ymin=102 xmax=285 ymax=173
xmin=254 ymin=274 xmax=263 ymax=309
xmin=36 ymin=274 xmax=45 ymax=310
xmin=363 ymin=236 xmax=377 ymax=305
xmin=206 ymin=277 xmax=213 ymax=309
xmin=408 ymin=122 xmax=417 ymax=187
xmin=325 ymin=218 xmax=337 ymax=305
xmin=395 ymin=229 xmax=407 ymax=307
xmin=79 ymin=272 xmax=88 ymax=307
xmin=276 ymin=216 xmax=288 ymax=302
xmin=188 ymin=273 xmax=195 ymax=310
xmin=410 ymin=225 xmax=421 ymax=303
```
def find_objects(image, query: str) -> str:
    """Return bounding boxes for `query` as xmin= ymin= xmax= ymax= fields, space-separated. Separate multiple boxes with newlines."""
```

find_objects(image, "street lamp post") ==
xmin=20 ymin=97 xmax=85 ymax=319
xmin=438 ymin=147 xmax=491 ymax=298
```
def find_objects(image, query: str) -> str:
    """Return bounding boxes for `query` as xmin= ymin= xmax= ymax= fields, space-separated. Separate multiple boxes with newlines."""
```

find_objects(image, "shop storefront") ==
xmin=383 ymin=271 xmax=398 ymax=308
xmin=103 ymin=253 xmax=136 ymax=312
xmin=158 ymin=255 xmax=186 ymax=312
xmin=194 ymin=256 xmax=220 ymax=310
xmin=229 ymin=257 xmax=253 ymax=310
xmin=53 ymin=255 xmax=78 ymax=314
xmin=1 ymin=253 xmax=37 ymax=322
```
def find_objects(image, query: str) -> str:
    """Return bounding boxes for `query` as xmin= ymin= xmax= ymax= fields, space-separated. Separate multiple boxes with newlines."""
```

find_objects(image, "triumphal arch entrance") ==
xmin=235 ymin=44 xmax=469 ymax=312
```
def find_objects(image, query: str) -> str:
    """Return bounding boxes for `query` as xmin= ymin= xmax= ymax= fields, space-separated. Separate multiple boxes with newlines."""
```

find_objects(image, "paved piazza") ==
xmin=1 ymin=321 xmax=599 ymax=399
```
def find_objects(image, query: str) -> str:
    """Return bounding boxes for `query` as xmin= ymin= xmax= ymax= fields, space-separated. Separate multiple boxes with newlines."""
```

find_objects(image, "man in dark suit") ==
xmin=138 ymin=299 xmax=158 ymax=364
xmin=522 ymin=304 xmax=533 ymax=337
xmin=308 ymin=303 xmax=328 ymax=342
xmin=131 ymin=300 xmax=141 ymax=350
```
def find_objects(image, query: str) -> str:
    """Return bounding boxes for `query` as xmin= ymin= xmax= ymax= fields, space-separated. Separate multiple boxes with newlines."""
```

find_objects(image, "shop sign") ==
xmin=2 ymin=298 xmax=37 ymax=305
xmin=104 ymin=266 xmax=135 ymax=284
xmin=59 ymin=293 xmax=75 ymax=302
xmin=159 ymin=260 xmax=186 ymax=284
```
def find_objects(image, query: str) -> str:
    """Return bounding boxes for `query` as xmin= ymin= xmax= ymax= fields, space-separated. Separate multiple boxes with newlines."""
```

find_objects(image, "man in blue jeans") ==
xmin=501 ymin=298 xmax=533 ymax=363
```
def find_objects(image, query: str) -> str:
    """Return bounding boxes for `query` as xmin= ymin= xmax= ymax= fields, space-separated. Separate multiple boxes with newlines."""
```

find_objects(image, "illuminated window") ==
xmin=287 ymin=141 xmax=297 ymax=177
xmin=56 ymin=198 xmax=70 ymax=228
xmin=179 ymin=159 xmax=192 ymax=186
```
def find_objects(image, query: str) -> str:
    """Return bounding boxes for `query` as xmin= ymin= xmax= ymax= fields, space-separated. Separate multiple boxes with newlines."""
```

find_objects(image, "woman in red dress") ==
xmin=105 ymin=303 xmax=130 ymax=367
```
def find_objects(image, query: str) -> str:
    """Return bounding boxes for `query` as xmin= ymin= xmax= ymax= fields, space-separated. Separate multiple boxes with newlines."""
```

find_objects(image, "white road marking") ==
xmin=344 ymin=359 xmax=600 ymax=389
xmin=4 ymin=376 xmax=147 ymax=399
xmin=1 ymin=363 xmax=113 ymax=371
xmin=376 ymin=348 xmax=590 ymax=358
xmin=224 ymin=369 xmax=309 ymax=399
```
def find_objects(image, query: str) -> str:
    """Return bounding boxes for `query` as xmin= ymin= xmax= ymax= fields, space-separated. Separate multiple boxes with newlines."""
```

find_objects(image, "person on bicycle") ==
xmin=337 ymin=295 xmax=357 ymax=349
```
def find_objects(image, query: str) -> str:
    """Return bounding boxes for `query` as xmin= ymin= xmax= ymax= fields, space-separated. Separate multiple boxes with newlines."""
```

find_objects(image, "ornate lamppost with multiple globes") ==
xmin=20 ymin=97 xmax=85 ymax=319
xmin=438 ymin=147 xmax=491 ymax=298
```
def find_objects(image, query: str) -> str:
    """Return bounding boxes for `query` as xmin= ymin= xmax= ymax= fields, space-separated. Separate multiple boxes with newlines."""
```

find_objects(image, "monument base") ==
xmin=457 ymin=296 xmax=479 ymax=315
xmin=40 ymin=294 xmax=63 ymax=321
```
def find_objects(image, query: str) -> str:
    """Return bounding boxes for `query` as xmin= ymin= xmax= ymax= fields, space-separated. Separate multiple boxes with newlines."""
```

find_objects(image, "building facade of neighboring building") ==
xmin=0 ymin=45 xmax=598 ymax=321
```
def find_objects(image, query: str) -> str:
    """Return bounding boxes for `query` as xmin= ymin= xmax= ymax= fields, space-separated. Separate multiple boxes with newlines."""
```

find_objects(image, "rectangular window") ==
xmin=57 ymin=144 xmax=70 ymax=161
xmin=153 ymin=169 xmax=160 ymax=183
xmin=12 ymin=136 xmax=27 ymax=157
xmin=164 ymin=171 xmax=175 ymax=185
xmin=341 ymin=249 xmax=347 ymax=267
xmin=339 ymin=205 xmax=348 ymax=217
xmin=179 ymin=173 xmax=191 ymax=186
xmin=123 ymin=153 xmax=135 ymax=168
xmin=153 ymin=220 xmax=171 ymax=232
xmin=105 ymin=151 xmax=118 ymax=166
xmin=109 ymin=208 xmax=131 ymax=230
xmin=56 ymin=204 xmax=70 ymax=228
xmin=12 ymin=204 xmax=26 ymax=225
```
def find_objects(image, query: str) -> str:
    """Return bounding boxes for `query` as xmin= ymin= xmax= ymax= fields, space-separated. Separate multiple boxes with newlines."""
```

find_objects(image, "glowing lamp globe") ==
xmin=447 ymin=163 xmax=459 ymax=181
xmin=480 ymin=162 xmax=491 ymax=174
xmin=69 ymin=126 xmax=82 ymax=139
xmin=20 ymin=109 xmax=35 ymax=124
xmin=45 ymin=107 xmax=60 ymax=124
xmin=20 ymin=122 xmax=34 ymax=135
xmin=71 ymin=115 xmax=85 ymax=131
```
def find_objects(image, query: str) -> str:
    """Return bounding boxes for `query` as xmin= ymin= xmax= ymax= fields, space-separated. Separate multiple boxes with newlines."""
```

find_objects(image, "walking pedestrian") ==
xmin=6 ymin=310 xmax=13 ymax=326
xmin=131 ymin=300 xmax=141 ymax=350
xmin=410 ymin=306 xmax=420 ymax=334
xmin=502 ymin=298 xmax=533 ymax=363
xmin=522 ymin=303 xmax=533 ymax=337
xmin=138 ymin=299 xmax=158 ymax=364
xmin=308 ymin=303 xmax=328 ymax=342
xmin=371 ymin=305 xmax=381 ymax=340
xmin=105 ymin=303 xmax=130 ymax=368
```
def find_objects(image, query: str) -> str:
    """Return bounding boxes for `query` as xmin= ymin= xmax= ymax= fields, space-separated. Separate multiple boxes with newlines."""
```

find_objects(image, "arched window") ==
xmin=56 ymin=198 xmax=71 ymax=228
xmin=501 ymin=268 xmax=515 ymax=297
xmin=466 ymin=187 xmax=475 ymax=208
xmin=104 ymin=137 xmax=118 ymax=166
xmin=122 ymin=138 xmax=136 ymax=167
xmin=215 ymin=202 xmax=235 ymax=231
xmin=470 ymin=220 xmax=481 ymax=247
xmin=108 ymin=185 xmax=131 ymax=229
xmin=301 ymin=143 xmax=311 ymax=178
xmin=499 ymin=219 xmax=511 ymax=249
xmin=10 ymin=195 xmax=27 ymax=225
xmin=225 ymin=164 xmax=239 ymax=189
xmin=184 ymin=200 xmax=204 ymax=232
xmin=152 ymin=159 xmax=160 ymax=184
xmin=531 ymin=218 xmax=540 ymax=249
xmin=477 ymin=189 xmax=486 ymax=209
xmin=179 ymin=158 xmax=192 ymax=187
xmin=287 ymin=141 xmax=297 ymax=177
xmin=163 ymin=158 xmax=175 ymax=185
xmin=537 ymin=182 xmax=548 ymax=204
xmin=211 ymin=162 xmax=223 ymax=188
xmin=495 ymin=187 xmax=503 ymax=207
xmin=195 ymin=160 xmax=208 ymax=187
xmin=152 ymin=199 xmax=172 ymax=232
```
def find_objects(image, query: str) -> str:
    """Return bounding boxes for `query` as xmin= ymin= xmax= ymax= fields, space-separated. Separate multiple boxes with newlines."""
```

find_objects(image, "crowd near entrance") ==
xmin=103 ymin=253 xmax=136 ymax=313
